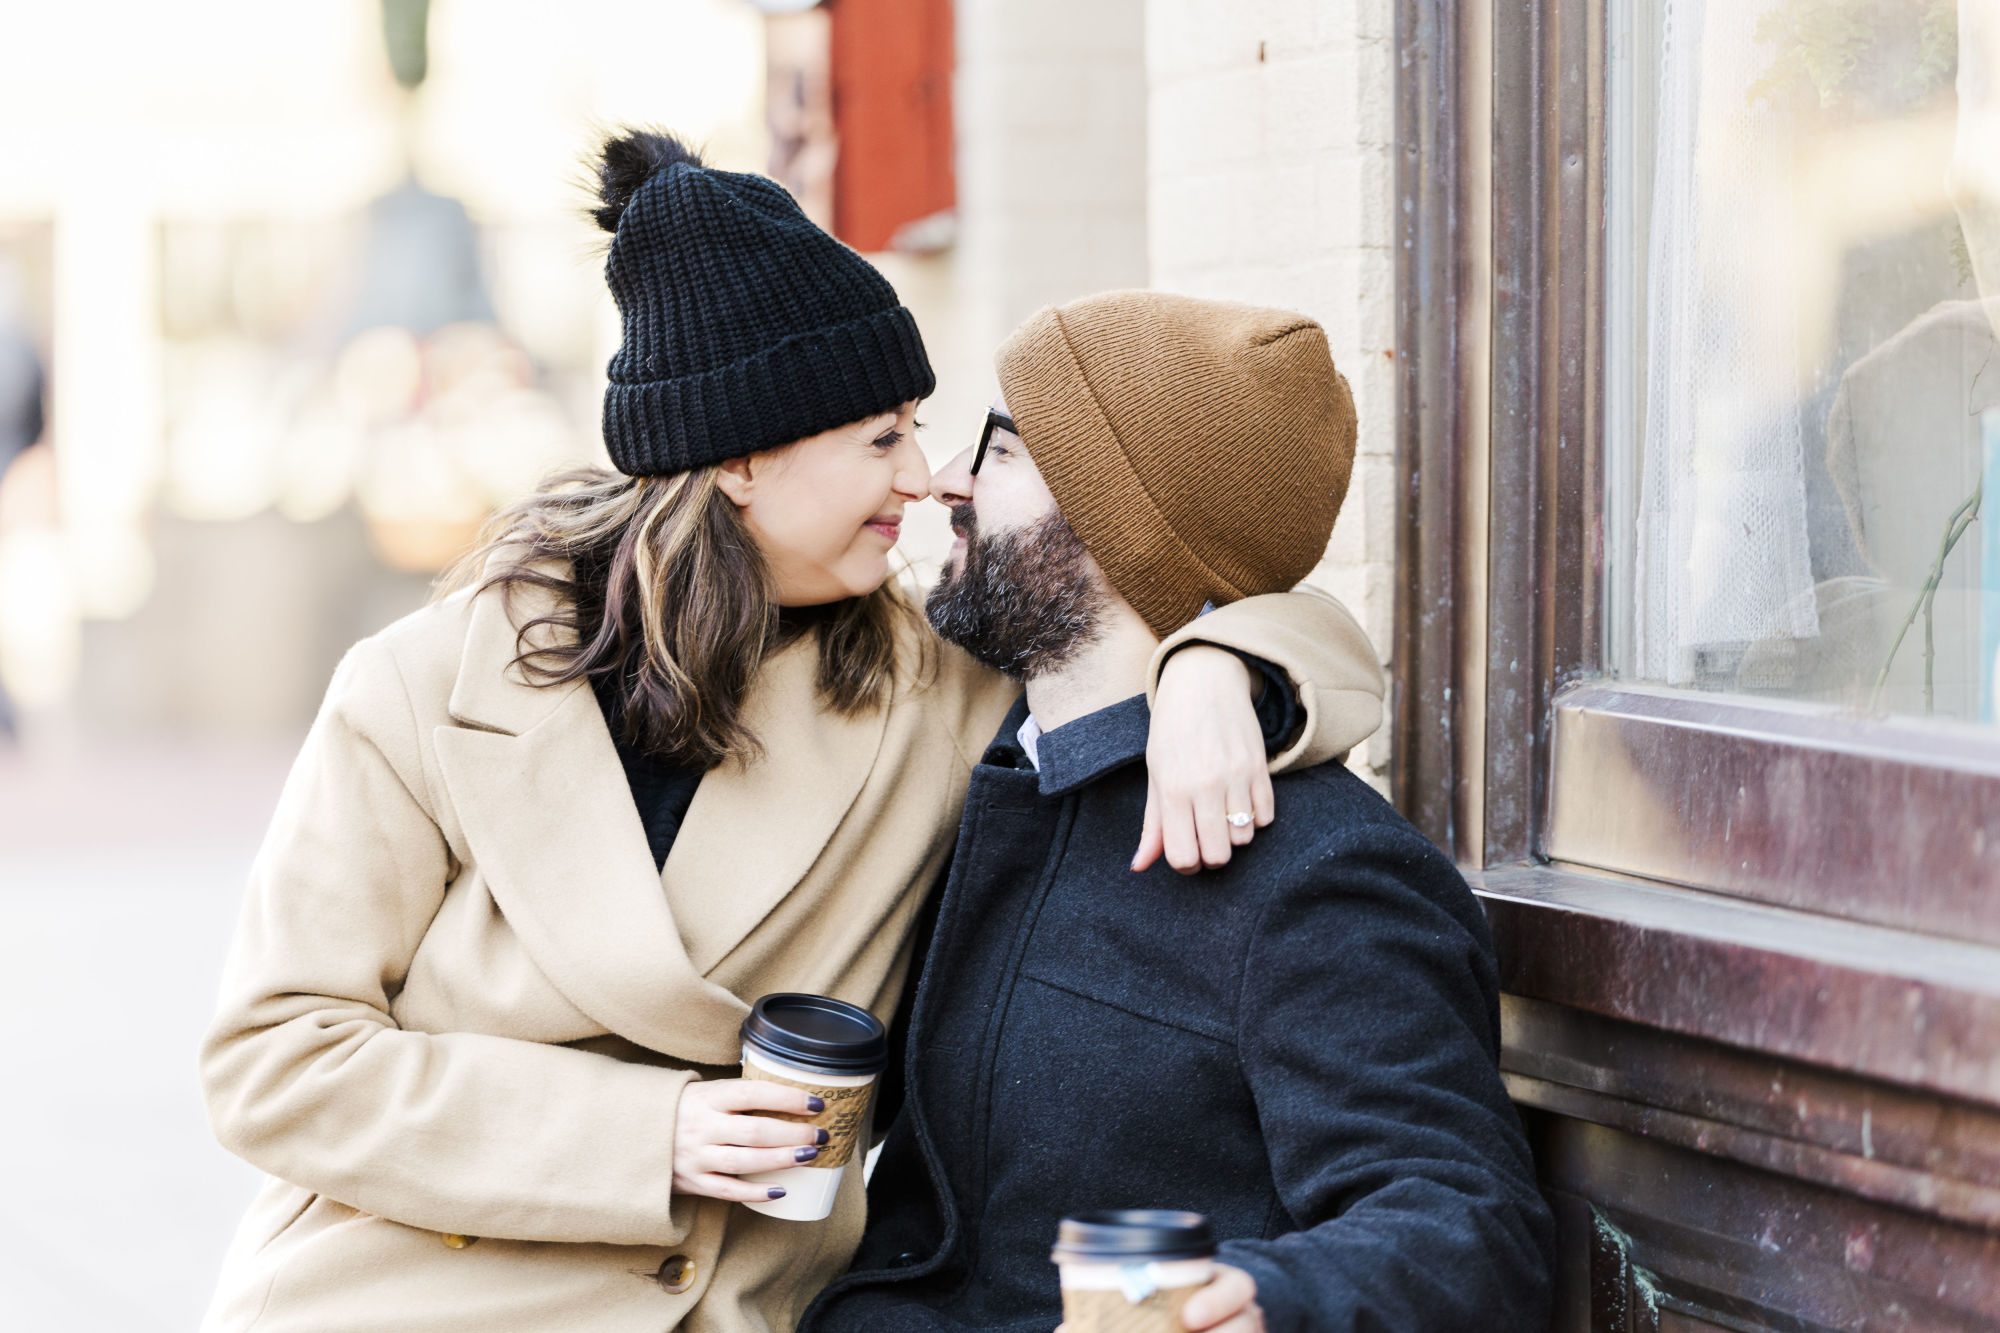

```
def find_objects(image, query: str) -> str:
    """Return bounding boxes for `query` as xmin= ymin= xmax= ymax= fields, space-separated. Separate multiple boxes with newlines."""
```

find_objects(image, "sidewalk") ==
xmin=0 ymin=740 xmax=296 ymax=1331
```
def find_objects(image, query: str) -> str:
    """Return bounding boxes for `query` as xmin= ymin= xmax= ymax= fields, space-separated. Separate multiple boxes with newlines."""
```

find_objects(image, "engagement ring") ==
xmin=1227 ymin=811 xmax=1254 ymax=828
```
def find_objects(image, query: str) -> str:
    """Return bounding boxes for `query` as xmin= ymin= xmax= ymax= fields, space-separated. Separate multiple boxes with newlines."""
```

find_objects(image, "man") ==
xmin=800 ymin=292 xmax=1555 ymax=1332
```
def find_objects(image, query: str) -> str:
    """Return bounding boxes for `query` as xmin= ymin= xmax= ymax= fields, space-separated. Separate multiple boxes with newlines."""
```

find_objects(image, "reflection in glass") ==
xmin=1608 ymin=0 xmax=2000 ymax=723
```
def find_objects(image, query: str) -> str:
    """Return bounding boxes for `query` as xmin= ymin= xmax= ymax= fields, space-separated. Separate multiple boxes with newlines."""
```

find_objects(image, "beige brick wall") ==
xmin=1145 ymin=0 xmax=1397 ymax=782
xmin=890 ymin=0 xmax=1151 ymax=578
xmin=954 ymin=0 xmax=1150 ymax=342
xmin=916 ymin=0 xmax=1397 ymax=777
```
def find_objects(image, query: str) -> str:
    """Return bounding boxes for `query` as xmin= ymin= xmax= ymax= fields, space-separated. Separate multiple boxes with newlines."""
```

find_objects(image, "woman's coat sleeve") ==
xmin=1148 ymin=586 xmax=1385 ymax=772
xmin=199 ymin=637 xmax=698 ymax=1248
xmin=932 ymin=585 xmax=1385 ymax=773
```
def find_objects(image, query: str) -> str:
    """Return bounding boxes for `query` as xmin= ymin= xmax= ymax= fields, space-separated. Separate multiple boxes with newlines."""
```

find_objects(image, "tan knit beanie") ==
xmin=994 ymin=290 xmax=1357 ymax=636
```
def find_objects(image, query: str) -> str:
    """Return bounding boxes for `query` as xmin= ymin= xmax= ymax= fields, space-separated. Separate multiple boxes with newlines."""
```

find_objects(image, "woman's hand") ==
xmin=1054 ymin=1266 xmax=1263 ymax=1333
xmin=1135 ymin=645 xmax=1275 ymax=874
xmin=672 ymin=1078 xmax=829 ymax=1202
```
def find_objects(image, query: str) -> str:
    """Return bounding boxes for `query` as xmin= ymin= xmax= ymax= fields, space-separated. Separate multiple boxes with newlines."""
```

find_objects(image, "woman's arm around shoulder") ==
xmin=1148 ymin=585 xmax=1385 ymax=772
xmin=1131 ymin=587 xmax=1385 ymax=872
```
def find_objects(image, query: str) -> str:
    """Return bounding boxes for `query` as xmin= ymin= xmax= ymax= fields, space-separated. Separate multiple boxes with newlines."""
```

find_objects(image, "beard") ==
xmin=924 ymin=503 xmax=1106 ymax=680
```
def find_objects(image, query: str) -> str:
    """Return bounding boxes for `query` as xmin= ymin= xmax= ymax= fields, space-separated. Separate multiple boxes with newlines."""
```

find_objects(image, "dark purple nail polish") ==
xmin=815 ymin=1127 xmax=830 ymax=1146
xmin=767 ymin=1187 xmax=787 ymax=1199
xmin=794 ymin=1146 xmax=820 ymax=1163
xmin=806 ymin=1096 xmax=826 ymax=1113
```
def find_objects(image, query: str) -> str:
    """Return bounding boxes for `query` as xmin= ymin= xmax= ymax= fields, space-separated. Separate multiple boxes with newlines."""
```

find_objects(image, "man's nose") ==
xmin=931 ymin=447 xmax=975 ymax=507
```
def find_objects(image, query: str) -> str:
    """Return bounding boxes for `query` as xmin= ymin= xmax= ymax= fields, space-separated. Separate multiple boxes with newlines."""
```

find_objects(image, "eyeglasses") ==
xmin=972 ymin=410 xmax=1018 ymax=476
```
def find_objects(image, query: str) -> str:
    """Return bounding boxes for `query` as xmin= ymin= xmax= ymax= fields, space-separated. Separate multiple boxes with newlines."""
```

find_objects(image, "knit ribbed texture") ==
xmin=995 ymin=291 xmax=1357 ymax=636
xmin=601 ymin=162 xmax=936 ymax=476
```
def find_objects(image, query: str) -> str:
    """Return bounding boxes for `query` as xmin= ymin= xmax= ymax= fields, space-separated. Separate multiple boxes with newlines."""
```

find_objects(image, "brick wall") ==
xmin=1144 ymin=0 xmax=1396 ymax=783
xmin=890 ymin=0 xmax=1151 ymax=578
xmin=954 ymin=0 xmax=1150 ymax=343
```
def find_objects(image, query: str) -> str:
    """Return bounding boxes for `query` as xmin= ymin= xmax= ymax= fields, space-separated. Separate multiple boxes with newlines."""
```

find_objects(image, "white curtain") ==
xmin=1634 ymin=0 xmax=1819 ymax=684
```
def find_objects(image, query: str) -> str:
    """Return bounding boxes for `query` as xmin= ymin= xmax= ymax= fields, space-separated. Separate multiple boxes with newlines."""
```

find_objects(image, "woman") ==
xmin=197 ymin=131 xmax=1379 ymax=1333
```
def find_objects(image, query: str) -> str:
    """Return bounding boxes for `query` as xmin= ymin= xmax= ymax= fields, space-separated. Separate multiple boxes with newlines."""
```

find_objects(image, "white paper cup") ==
xmin=1057 ymin=1258 xmax=1216 ymax=1293
xmin=735 ymin=993 xmax=888 ymax=1222
xmin=1051 ymin=1211 xmax=1217 ymax=1332
xmin=737 ymin=1044 xmax=878 ymax=1221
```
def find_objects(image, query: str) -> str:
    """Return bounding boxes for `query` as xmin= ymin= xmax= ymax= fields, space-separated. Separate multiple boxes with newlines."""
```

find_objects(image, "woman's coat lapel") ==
xmin=430 ymin=582 xmax=887 ymax=1066
xmin=663 ymin=642 xmax=890 ymax=976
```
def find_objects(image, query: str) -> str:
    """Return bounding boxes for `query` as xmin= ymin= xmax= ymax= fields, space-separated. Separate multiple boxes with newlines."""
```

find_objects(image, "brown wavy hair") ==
xmin=439 ymin=465 xmax=922 ymax=769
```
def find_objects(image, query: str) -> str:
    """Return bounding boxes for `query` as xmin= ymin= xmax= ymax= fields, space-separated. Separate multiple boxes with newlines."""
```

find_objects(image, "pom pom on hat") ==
xmin=591 ymin=128 xmax=706 ymax=234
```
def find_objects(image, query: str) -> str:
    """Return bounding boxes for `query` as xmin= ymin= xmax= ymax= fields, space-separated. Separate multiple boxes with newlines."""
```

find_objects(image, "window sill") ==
xmin=1473 ymin=861 xmax=2000 ymax=1108
xmin=1546 ymin=682 xmax=2000 ymax=945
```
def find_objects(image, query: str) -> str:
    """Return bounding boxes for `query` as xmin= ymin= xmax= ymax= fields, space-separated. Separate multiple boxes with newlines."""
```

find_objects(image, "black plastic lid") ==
xmin=740 ymin=993 xmax=888 ymax=1075
xmin=1050 ymin=1211 xmax=1215 ymax=1263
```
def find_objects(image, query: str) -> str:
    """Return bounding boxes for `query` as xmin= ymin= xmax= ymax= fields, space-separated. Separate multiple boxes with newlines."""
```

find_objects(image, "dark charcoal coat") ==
xmin=799 ymin=695 xmax=1554 ymax=1333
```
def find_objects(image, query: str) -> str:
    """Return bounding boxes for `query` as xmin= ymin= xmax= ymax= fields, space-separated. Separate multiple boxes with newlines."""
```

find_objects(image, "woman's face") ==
xmin=716 ymin=402 xmax=929 ymax=606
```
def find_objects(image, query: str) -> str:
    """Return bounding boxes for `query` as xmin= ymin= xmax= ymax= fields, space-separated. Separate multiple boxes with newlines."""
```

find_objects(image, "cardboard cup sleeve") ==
xmin=1058 ymin=1283 xmax=1206 ymax=1333
xmin=740 ymin=1062 xmax=876 ymax=1168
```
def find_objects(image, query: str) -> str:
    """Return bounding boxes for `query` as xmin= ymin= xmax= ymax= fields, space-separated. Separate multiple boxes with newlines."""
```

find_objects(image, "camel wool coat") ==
xmin=197 ymin=571 xmax=1386 ymax=1333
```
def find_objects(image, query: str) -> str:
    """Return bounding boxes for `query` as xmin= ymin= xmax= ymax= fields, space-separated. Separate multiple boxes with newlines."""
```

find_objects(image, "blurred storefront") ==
xmin=0 ymin=0 xmax=769 ymax=740
xmin=0 ymin=0 xmax=1168 ymax=747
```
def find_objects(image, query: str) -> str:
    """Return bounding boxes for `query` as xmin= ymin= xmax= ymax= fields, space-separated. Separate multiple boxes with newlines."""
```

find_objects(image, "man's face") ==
xmin=924 ymin=395 xmax=1107 ymax=679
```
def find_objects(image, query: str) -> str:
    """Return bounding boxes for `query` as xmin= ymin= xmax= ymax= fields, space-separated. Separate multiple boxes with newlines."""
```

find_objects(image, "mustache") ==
xmin=948 ymin=502 xmax=977 ymax=539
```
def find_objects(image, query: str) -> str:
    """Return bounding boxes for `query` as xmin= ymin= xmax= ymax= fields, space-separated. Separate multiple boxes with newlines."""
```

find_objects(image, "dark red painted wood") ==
xmin=828 ymin=0 xmax=955 ymax=253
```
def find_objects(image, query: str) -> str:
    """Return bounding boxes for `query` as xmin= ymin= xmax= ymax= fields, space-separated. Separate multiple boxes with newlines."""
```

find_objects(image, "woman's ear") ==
xmin=713 ymin=455 xmax=757 ymax=508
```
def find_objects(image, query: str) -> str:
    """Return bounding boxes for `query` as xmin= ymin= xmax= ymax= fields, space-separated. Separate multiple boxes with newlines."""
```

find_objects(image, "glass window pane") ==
xmin=1606 ymin=0 xmax=1999 ymax=724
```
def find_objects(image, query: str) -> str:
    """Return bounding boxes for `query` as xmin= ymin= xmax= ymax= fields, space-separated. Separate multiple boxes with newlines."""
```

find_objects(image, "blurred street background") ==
xmin=2 ymin=743 xmax=284 ymax=1325
xmin=0 ymin=0 xmax=1395 ymax=1326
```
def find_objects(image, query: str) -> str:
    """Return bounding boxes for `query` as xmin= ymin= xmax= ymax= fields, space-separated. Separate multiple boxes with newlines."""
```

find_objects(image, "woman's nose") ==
xmin=931 ymin=447 xmax=975 ymax=507
xmin=892 ymin=433 xmax=931 ymax=501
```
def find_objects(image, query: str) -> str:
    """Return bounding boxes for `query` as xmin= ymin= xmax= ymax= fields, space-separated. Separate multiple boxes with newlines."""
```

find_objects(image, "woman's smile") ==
xmin=865 ymin=513 xmax=903 ymax=542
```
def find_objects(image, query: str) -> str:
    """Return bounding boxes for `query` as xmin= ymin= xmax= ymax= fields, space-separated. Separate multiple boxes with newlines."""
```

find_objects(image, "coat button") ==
xmin=440 ymin=1233 xmax=478 ymax=1249
xmin=656 ymin=1254 xmax=697 ymax=1294
xmin=892 ymin=1251 xmax=922 ymax=1268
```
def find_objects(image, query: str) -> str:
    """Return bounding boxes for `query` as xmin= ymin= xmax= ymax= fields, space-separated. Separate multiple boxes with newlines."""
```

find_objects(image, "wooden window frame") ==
xmin=1393 ymin=0 xmax=2000 ymax=1067
xmin=1393 ymin=0 xmax=2000 ymax=1323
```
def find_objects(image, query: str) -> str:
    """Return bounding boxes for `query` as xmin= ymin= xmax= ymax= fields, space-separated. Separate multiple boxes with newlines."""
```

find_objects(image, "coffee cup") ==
xmin=1051 ymin=1211 xmax=1217 ymax=1333
xmin=737 ymin=992 xmax=888 ymax=1221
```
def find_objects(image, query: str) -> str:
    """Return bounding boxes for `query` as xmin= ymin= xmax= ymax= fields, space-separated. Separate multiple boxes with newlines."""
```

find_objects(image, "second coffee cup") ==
xmin=1051 ymin=1210 xmax=1216 ymax=1333
xmin=737 ymin=992 xmax=888 ymax=1221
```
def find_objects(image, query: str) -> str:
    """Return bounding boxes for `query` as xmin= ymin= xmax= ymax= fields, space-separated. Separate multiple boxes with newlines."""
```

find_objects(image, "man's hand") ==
xmin=1136 ymin=645 xmax=1275 ymax=874
xmin=1054 ymin=1265 xmax=1264 ymax=1333
xmin=1181 ymin=1265 xmax=1264 ymax=1331
xmin=672 ymin=1078 xmax=828 ymax=1202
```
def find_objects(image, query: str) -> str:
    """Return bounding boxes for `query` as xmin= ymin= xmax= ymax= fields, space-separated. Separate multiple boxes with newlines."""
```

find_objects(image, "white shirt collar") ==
xmin=1015 ymin=713 xmax=1045 ymax=771
xmin=1010 ymin=602 xmax=1213 ymax=773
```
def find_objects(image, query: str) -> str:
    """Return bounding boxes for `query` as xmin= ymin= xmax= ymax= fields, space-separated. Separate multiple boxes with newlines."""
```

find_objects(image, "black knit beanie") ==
xmin=593 ymin=130 xmax=936 ymax=477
